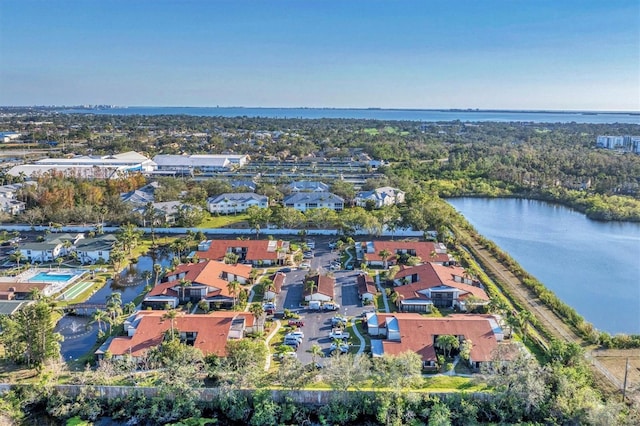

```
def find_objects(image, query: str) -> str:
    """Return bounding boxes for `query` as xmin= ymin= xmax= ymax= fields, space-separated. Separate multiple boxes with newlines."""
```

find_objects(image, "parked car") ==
xmin=279 ymin=267 xmax=292 ymax=273
xmin=329 ymin=329 xmax=350 ymax=340
xmin=288 ymin=330 xmax=304 ymax=339
xmin=323 ymin=302 xmax=340 ymax=311
xmin=328 ymin=242 xmax=337 ymax=249
xmin=330 ymin=342 xmax=349 ymax=353
xmin=300 ymin=262 xmax=311 ymax=269
xmin=263 ymin=302 xmax=276 ymax=310
xmin=331 ymin=316 xmax=348 ymax=326
xmin=284 ymin=342 xmax=299 ymax=350
xmin=284 ymin=336 xmax=302 ymax=345
xmin=288 ymin=320 xmax=304 ymax=327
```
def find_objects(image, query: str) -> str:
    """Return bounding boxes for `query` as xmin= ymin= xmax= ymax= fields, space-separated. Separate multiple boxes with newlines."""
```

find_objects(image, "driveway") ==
xmin=274 ymin=239 xmax=370 ymax=365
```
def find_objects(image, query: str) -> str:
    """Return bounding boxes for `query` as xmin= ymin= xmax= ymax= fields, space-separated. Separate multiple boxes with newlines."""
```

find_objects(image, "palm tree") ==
xmin=179 ymin=278 xmax=192 ymax=303
xmin=435 ymin=334 xmax=460 ymax=358
xmin=161 ymin=308 xmax=179 ymax=340
xmin=227 ymin=280 xmax=241 ymax=308
xmin=144 ymin=202 xmax=158 ymax=246
xmin=106 ymin=292 xmax=123 ymax=323
xmin=310 ymin=343 xmax=323 ymax=365
xmin=10 ymin=251 xmax=25 ymax=268
xmin=29 ymin=288 xmax=43 ymax=300
xmin=153 ymin=263 xmax=163 ymax=286
xmin=249 ymin=302 xmax=265 ymax=332
xmin=142 ymin=270 xmax=152 ymax=288
xmin=304 ymin=279 xmax=317 ymax=299
xmin=91 ymin=309 xmax=110 ymax=335
xmin=516 ymin=310 xmax=533 ymax=343
xmin=378 ymin=249 xmax=392 ymax=269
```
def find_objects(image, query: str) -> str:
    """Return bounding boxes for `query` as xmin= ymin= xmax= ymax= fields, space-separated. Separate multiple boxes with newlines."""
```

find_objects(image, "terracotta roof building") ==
xmin=365 ymin=312 xmax=508 ymax=370
xmin=303 ymin=274 xmax=335 ymax=302
xmin=391 ymin=263 xmax=488 ymax=312
xmin=104 ymin=310 xmax=255 ymax=359
xmin=360 ymin=241 xmax=453 ymax=266
xmin=197 ymin=239 xmax=289 ymax=266
xmin=357 ymin=273 xmax=377 ymax=302
xmin=142 ymin=260 xmax=252 ymax=310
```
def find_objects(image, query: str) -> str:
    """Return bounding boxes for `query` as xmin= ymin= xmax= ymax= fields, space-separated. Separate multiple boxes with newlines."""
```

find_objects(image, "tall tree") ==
xmin=378 ymin=249 xmax=392 ymax=269
xmin=227 ymin=280 xmax=241 ymax=308
xmin=249 ymin=302 xmax=265 ymax=333
xmin=435 ymin=334 xmax=460 ymax=358
xmin=0 ymin=300 xmax=62 ymax=370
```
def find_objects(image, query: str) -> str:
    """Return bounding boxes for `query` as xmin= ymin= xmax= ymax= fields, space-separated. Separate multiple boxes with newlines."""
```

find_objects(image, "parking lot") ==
xmin=273 ymin=239 xmax=370 ymax=365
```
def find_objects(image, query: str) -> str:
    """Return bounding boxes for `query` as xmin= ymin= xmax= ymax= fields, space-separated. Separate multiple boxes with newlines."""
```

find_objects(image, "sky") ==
xmin=1 ymin=0 xmax=639 ymax=111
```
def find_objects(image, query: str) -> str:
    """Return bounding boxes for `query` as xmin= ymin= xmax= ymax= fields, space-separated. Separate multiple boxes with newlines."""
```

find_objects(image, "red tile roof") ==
xmin=378 ymin=314 xmax=500 ymax=362
xmin=393 ymin=263 xmax=488 ymax=301
xmin=303 ymin=274 xmax=335 ymax=298
xmin=271 ymin=272 xmax=285 ymax=294
xmin=357 ymin=273 xmax=377 ymax=296
xmin=107 ymin=310 xmax=254 ymax=357
xmin=197 ymin=239 xmax=287 ymax=262
xmin=149 ymin=260 xmax=251 ymax=299
xmin=364 ymin=241 xmax=450 ymax=264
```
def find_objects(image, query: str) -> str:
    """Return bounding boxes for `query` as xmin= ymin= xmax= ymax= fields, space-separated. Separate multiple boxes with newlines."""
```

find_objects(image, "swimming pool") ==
xmin=29 ymin=272 xmax=76 ymax=282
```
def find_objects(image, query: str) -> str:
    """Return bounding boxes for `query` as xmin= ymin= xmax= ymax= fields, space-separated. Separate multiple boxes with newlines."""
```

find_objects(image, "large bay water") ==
xmin=447 ymin=198 xmax=640 ymax=335
xmin=59 ymin=107 xmax=639 ymax=124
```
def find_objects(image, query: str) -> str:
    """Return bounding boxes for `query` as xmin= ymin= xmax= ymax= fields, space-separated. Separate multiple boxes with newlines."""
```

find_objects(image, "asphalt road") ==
xmin=274 ymin=239 xmax=369 ymax=365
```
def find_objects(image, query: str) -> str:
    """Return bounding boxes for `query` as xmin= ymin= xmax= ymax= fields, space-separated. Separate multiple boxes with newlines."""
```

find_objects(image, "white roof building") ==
xmin=7 ymin=151 xmax=155 ymax=179
xmin=153 ymin=154 xmax=249 ymax=176
xmin=355 ymin=186 xmax=405 ymax=209
xmin=207 ymin=192 xmax=268 ymax=214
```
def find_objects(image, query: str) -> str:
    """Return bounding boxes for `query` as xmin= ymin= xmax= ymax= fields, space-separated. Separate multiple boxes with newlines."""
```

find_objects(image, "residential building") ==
xmin=142 ymin=260 xmax=252 ymax=310
xmin=264 ymin=272 xmax=285 ymax=301
xmin=197 ymin=239 xmax=289 ymax=266
xmin=7 ymin=151 xmax=155 ymax=180
xmin=207 ymin=193 xmax=268 ymax=214
xmin=152 ymin=154 xmax=249 ymax=176
xmin=18 ymin=233 xmax=83 ymax=263
xmin=359 ymin=241 xmax=453 ymax=267
xmin=303 ymin=274 xmax=335 ymax=302
xmin=354 ymin=186 xmax=405 ymax=208
xmin=120 ymin=182 xmax=160 ymax=205
xmin=0 ymin=282 xmax=49 ymax=300
xmin=597 ymin=135 xmax=640 ymax=153
xmin=288 ymin=181 xmax=330 ymax=192
xmin=391 ymin=263 xmax=489 ymax=312
xmin=283 ymin=192 xmax=344 ymax=212
xmin=75 ymin=234 xmax=118 ymax=264
xmin=0 ymin=183 xmax=31 ymax=215
xmin=365 ymin=312 xmax=507 ymax=370
xmin=103 ymin=310 xmax=255 ymax=360
xmin=230 ymin=180 xmax=257 ymax=191
xmin=0 ymin=198 xmax=25 ymax=215
xmin=357 ymin=273 xmax=377 ymax=302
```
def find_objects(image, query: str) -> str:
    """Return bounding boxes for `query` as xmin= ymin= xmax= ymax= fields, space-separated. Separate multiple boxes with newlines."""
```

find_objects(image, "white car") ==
xmin=330 ymin=342 xmax=349 ymax=353
xmin=288 ymin=330 xmax=304 ymax=338
xmin=329 ymin=330 xmax=350 ymax=340
xmin=323 ymin=302 xmax=340 ymax=311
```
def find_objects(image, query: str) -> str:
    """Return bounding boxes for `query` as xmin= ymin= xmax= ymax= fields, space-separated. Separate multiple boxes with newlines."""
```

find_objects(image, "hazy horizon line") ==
xmin=4 ymin=105 xmax=640 ymax=114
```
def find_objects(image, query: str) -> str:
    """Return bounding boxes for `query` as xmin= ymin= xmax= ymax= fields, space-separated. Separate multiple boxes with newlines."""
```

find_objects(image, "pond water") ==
xmin=447 ymin=197 xmax=640 ymax=335
xmin=57 ymin=251 xmax=173 ymax=360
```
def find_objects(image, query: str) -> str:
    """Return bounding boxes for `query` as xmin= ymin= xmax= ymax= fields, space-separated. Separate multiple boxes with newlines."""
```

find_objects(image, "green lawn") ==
xmin=197 ymin=213 xmax=249 ymax=228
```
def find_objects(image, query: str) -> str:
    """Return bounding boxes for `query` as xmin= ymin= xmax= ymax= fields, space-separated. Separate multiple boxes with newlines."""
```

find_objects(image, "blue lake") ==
xmin=447 ymin=198 xmax=640 ymax=335
xmin=58 ymin=107 xmax=640 ymax=124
